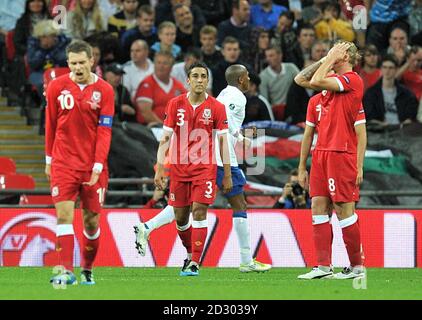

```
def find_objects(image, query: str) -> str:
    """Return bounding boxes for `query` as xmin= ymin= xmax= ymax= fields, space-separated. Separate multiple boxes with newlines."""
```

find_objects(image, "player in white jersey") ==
xmin=134 ymin=65 xmax=271 ymax=273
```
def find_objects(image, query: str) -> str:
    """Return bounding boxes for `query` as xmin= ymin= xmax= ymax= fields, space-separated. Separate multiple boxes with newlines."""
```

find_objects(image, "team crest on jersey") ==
xmin=229 ymin=103 xmax=236 ymax=110
xmin=92 ymin=91 xmax=102 ymax=103
xmin=200 ymin=109 xmax=213 ymax=125
xmin=322 ymin=90 xmax=328 ymax=96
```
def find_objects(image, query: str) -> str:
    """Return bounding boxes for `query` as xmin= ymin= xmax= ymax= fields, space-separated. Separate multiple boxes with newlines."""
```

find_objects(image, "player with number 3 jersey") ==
xmin=46 ymin=40 xmax=114 ymax=286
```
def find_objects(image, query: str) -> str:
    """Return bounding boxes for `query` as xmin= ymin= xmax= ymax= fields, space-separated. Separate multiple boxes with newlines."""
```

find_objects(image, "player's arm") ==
xmin=84 ymin=84 xmax=115 ymax=186
xmin=294 ymin=58 xmax=327 ymax=90
xmin=310 ymin=42 xmax=351 ymax=91
xmin=218 ymin=132 xmax=232 ymax=194
xmin=355 ymin=123 xmax=367 ymax=186
xmin=298 ymin=125 xmax=315 ymax=190
xmin=44 ymin=81 xmax=58 ymax=181
xmin=136 ymin=99 xmax=163 ymax=125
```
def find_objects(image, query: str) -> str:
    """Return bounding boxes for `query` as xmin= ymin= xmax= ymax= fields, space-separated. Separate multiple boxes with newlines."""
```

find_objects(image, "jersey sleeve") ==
xmin=305 ymin=95 xmax=319 ymax=128
xmin=135 ymin=79 xmax=153 ymax=104
xmin=333 ymin=72 xmax=360 ymax=92
xmin=163 ymin=99 xmax=176 ymax=132
xmin=45 ymin=80 xmax=58 ymax=164
xmin=94 ymin=83 xmax=115 ymax=171
xmin=214 ymin=101 xmax=229 ymax=135
xmin=354 ymin=103 xmax=366 ymax=127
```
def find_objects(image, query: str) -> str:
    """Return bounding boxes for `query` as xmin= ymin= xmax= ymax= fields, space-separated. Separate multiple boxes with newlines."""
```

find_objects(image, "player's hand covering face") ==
xmin=188 ymin=67 xmax=208 ymax=94
xmin=68 ymin=51 xmax=95 ymax=84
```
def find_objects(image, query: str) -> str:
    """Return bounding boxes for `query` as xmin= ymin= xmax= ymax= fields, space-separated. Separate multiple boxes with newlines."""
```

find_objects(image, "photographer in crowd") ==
xmin=273 ymin=169 xmax=310 ymax=209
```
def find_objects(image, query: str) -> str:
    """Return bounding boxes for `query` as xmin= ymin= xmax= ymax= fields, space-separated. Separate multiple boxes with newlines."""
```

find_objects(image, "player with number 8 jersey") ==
xmin=46 ymin=40 xmax=114 ymax=286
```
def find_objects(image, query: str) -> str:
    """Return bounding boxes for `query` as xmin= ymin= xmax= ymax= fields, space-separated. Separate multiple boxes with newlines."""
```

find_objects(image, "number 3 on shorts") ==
xmin=328 ymin=178 xmax=336 ymax=192
xmin=205 ymin=181 xmax=213 ymax=199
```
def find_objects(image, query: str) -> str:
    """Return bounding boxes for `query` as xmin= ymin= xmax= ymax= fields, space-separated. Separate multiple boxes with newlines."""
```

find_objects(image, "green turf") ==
xmin=0 ymin=267 xmax=421 ymax=300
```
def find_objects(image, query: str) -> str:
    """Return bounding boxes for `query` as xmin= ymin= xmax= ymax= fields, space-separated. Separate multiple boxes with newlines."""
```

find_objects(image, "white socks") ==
xmin=233 ymin=217 xmax=253 ymax=265
xmin=145 ymin=205 xmax=175 ymax=235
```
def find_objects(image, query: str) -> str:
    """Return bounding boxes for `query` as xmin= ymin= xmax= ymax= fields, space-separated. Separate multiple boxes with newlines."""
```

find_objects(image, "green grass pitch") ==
xmin=1 ymin=267 xmax=421 ymax=300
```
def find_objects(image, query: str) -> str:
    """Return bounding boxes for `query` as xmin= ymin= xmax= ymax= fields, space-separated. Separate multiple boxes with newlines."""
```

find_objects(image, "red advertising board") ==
xmin=0 ymin=209 xmax=421 ymax=268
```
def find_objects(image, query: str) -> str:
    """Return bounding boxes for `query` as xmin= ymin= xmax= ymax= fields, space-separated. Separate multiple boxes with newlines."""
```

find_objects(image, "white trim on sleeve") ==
xmin=216 ymin=128 xmax=229 ymax=135
xmin=354 ymin=119 xmax=366 ymax=126
xmin=305 ymin=121 xmax=316 ymax=127
xmin=334 ymin=77 xmax=344 ymax=92
xmin=163 ymin=125 xmax=174 ymax=132
xmin=136 ymin=97 xmax=153 ymax=104
xmin=93 ymin=163 xmax=103 ymax=173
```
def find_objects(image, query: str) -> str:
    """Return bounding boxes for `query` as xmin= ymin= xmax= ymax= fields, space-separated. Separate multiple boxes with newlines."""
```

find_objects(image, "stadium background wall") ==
xmin=0 ymin=209 xmax=421 ymax=268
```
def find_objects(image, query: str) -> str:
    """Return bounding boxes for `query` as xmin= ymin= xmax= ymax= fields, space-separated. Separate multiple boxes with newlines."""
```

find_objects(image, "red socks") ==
xmin=340 ymin=214 xmax=362 ymax=267
xmin=312 ymin=215 xmax=332 ymax=267
xmin=177 ymin=223 xmax=192 ymax=255
xmin=82 ymin=228 xmax=100 ymax=271
xmin=56 ymin=224 xmax=75 ymax=272
xmin=191 ymin=220 xmax=208 ymax=264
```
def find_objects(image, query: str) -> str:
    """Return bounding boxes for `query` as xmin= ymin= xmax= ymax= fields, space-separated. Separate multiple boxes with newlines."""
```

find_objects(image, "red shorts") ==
xmin=309 ymin=150 xmax=359 ymax=203
xmin=168 ymin=178 xmax=216 ymax=207
xmin=50 ymin=165 xmax=108 ymax=213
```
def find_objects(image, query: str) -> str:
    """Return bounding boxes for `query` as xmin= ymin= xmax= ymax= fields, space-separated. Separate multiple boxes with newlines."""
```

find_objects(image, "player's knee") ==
xmin=192 ymin=207 xmax=207 ymax=221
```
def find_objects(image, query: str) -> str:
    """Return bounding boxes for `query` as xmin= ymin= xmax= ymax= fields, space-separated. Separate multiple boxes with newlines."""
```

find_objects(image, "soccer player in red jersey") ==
xmin=46 ymin=40 xmax=115 ymax=285
xmin=154 ymin=61 xmax=232 ymax=276
xmin=294 ymin=41 xmax=367 ymax=279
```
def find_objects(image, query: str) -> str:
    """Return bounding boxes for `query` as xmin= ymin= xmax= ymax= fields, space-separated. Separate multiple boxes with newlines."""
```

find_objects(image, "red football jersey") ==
xmin=402 ymin=69 xmax=422 ymax=100
xmin=359 ymin=68 xmax=381 ymax=92
xmin=312 ymin=72 xmax=366 ymax=154
xmin=163 ymin=93 xmax=228 ymax=181
xmin=45 ymin=73 xmax=115 ymax=171
xmin=135 ymin=74 xmax=186 ymax=124
xmin=305 ymin=93 xmax=323 ymax=131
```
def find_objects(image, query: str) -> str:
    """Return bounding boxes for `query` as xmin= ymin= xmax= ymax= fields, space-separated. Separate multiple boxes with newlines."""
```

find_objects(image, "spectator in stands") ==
xmin=99 ymin=0 xmax=121 ymax=22
xmin=271 ymin=10 xmax=296 ymax=56
xmin=120 ymin=4 xmax=157 ymax=62
xmin=259 ymin=45 xmax=299 ymax=121
xmin=273 ymin=169 xmax=311 ymax=209
xmin=308 ymin=39 xmax=329 ymax=64
xmin=155 ymin=0 xmax=206 ymax=28
xmin=150 ymin=21 xmax=182 ymax=60
xmin=244 ymin=73 xmax=274 ymax=124
xmin=301 ymin=0 xmax=325 ymax=25
xmin=396 ymin=46 xmax=422 ymax=100
xmin=363 ymin=55 xmax=418 ymax=126
xmin=409 ymin=0 xmax=422 ymax=45
xmin=134 ymin=51 xmax=186 ymax=126
xmin=90 ymin=41 xmax=103 ymax=77
xmin=250 ymin=0 xmax=287 ymax=31
xmin=217 ymin=0 xmax=252 ymax=59
xmin=65 ymin=0 xmax=106 ymax=39
xmin=122 ymin=39 xmax=154 ymax=98
xmin=284 ymin=24 xmax=315 ymax=69
xmin=0 ymin=1 xmax=25 ymax=35
xmin=366 ymin=0 xmax=411 ymax=52
xmin=359 ymin=44 xmax=381 ymax=92
xmin=211 ymin=36 xmax=250 ymax=96
xmin=171 ymin=47 xmax=213 ymax=93
xmin=248 ymin=28 xmax=270 ymax=75
xmin=385 ymin=27 xmax=411 ymax=66
xmin=314 ymin=1 xmax=355 ymax=42
xmin=107 ymin=0 xmax=138 ymax=39
xmin=192 ymin=0 xmax=229 ymax=27
xmin=104 ymin=62 xmax=137 ymax=123
xmin=173 ymin=4 xmax=202 ymax=53
xmin=199 ymin=24 xmax=223 ymax=67
xmin=27 ymin=19 xmax=70 ymax=98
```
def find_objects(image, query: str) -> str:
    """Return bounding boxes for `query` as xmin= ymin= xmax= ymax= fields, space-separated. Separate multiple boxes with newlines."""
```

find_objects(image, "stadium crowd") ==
xmin=1 ymin=0 xmax=422 ymax=206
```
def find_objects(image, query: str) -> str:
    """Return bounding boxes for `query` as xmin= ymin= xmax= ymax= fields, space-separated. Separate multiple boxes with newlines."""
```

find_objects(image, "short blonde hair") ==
xmin=158 ymin=21 xmax=176 ymax=34
xmin=335 ymin=40 xmax=361 ymax=67
xmin=33 ymin=20 xmax=61 ymax=38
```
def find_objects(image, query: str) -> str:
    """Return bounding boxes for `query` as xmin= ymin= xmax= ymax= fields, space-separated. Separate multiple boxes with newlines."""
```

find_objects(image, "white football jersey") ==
xmin=215 ymin=85 xmax=246 ymax=167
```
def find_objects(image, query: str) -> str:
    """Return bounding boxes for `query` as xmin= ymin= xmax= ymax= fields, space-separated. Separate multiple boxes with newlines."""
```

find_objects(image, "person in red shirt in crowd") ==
xmin=46 ymin=40 xmax=114 ymax=286
xmin=294 ymin=41 xmax=367 ymax=280
xmin=134 ymin=51 xmax=186 ymax=126
xmin=358 ymin=44 xmax=382 ymax=92
xmin=154 ymin=61 xmax=232 ymax=276
xmin=396 ymin=45 xmax=422 ymax=100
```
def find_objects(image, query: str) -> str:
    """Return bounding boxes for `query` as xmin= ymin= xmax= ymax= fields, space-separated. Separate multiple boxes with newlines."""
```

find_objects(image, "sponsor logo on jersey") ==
xmin=60 ymin=90 xmax=71 ymax=96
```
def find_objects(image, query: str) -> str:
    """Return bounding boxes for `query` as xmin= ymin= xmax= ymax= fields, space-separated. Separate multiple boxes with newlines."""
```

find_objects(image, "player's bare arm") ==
xmin=310 ymin=43 xmax=351 ymax=91
xmin=355 ymin=123 xmax=367 ymax=186
xmin=294 ymin=58 xmax=327 ymax=89
xmin=154 ymin=130 xmax=172 ymax=190
xmin=298 ymin=125 xmax=315 ymax=190
xmin=219 ymin=133 xmax=233 ymax=194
